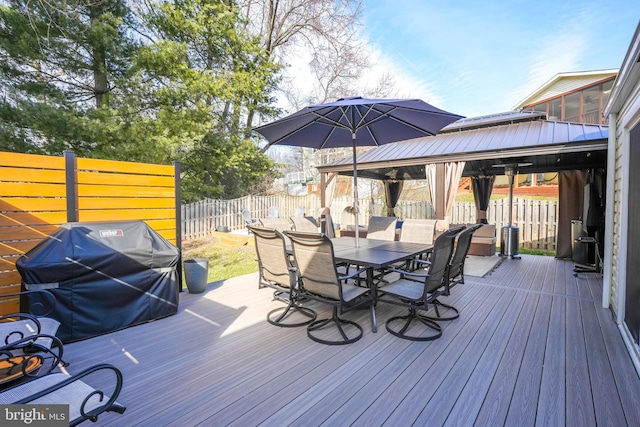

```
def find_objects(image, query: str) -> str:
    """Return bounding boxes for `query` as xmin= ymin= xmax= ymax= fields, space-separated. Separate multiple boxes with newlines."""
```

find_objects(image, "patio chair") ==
xmin=400 ymin=219 xmax=438 ymax=244
xmin=0 ymin=290 xmax=67 ymax=367
xmin=317 ymin=207 xmax=335 ymax=238
xmin=0 ymin=333 xmax=64 ymax=390
xmin=294 ymin=206 xmax=305 ymax=217
xmin=377 ymin=227 xmax=459 ymax=341
xmin=267 ymin=206 xmax=279 ymax=218
xmin=367 ymin=216 xmax=398 ymax=241
xmin=290 ymin=216 xmax=319 ymax=233
xmin=242 ymin=209 xmax=259 ymax=227
xmin=0 ymin=363 xmax=125 ymax=426
xmin=426 ymin=224 xmax=482 ymax=321
xmin=395 ymin=219 xmax=438 ymax=270
xmin=259 ymin=217 xmax=292 ymax=232
xmin=249 ymin=225 xmax=316 ymax=327
xmin=285 ymin=230 xmax=373 ymax=345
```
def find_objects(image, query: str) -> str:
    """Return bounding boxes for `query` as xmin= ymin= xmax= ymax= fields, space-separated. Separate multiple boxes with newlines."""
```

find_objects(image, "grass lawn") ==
xmin=182 ymin=236 xmax=258 ymax=285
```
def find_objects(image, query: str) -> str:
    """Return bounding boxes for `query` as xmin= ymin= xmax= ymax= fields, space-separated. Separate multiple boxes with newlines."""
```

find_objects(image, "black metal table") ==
xmin=330 ymin=237 xmax=433 ymax=333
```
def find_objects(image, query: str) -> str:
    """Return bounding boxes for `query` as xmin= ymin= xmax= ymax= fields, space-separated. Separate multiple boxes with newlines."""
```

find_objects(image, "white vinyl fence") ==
xmin=182 ymin=194 xmax=558 ymax=251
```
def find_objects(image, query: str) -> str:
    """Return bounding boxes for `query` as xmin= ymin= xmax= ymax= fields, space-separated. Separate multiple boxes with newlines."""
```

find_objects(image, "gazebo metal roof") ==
xmin=317 ymin=111 xmax=608 ymax=179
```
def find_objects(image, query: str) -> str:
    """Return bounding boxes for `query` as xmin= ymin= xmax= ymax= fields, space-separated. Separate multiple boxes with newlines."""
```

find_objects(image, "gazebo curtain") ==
xmin=384 ymin=180 xmax=404 ymax=216
xmin=471 ymin=175 xmax=495 ymax=224
xmin=556 ymin=170 xmax=587 ymax=259
xmin=426 ymin=162 xmax=466 ymax=223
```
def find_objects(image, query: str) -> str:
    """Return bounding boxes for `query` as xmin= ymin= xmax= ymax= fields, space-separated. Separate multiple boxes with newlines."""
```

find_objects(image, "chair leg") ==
xmin=307 ymin=307 xmax=363 ymax=345
xmin=422 ymin=298 xmax=460 ymax=321
xmin=386 ymin=307 xmax=442 ymax=341
xmin=267 ymin=298 xmax=316 ymax=328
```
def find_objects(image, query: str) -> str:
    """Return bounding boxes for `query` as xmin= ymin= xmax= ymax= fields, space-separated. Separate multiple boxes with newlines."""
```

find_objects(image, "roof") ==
xmin=514 ymin=69 xmax=618 ymax=109
xmin=317 ymin=113 xmax=608 ymax=179
xmin=604 ymin=22 xmax=640 ymax=116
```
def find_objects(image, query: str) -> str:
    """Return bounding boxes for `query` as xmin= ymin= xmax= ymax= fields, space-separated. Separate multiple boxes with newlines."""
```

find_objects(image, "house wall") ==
xmin=610 ymin=86 xmax=640 ymax=317
xmin=605 ymin=38 xmax=640 ymax=374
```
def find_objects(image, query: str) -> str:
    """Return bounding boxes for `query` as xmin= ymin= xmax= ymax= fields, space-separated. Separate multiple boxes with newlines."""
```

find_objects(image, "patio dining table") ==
xmin=328 ymin=237 xmax=434 ymax=333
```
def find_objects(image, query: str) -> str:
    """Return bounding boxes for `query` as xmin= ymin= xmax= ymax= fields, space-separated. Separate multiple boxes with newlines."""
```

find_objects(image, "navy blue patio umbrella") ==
xmin=253 ymin=97 xmax=464 ymax=245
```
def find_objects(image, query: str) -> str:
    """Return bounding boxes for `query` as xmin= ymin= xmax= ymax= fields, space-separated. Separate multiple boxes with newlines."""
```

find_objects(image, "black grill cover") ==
xmin=16 ymin=221 xmax=180 ymax=342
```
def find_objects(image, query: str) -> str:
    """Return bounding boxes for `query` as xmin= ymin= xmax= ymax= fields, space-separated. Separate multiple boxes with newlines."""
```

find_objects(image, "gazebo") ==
xmin=317 ymin=110 xmax=608 ymax=258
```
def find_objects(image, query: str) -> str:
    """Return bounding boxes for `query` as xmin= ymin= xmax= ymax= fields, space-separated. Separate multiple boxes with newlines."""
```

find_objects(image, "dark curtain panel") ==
xmin=384 ymin=180 xmax=404 ymax=216
xmin=471 ymin=175 xmax=495 ymax=224
xmin=625 ymin=124 xmax=640 ymax=343
xmin=557 ymin=170 xmax=587 ymax=259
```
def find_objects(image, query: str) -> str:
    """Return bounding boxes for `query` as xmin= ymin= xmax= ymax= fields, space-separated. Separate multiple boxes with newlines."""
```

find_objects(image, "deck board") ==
xmin=535 ymin=295 xmax=566 ymax=426
xmin=56 ymin=255 xmax=640 ymax=426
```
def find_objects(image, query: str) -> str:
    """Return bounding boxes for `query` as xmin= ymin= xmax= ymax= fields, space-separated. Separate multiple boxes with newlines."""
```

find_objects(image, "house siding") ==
xmin=611 ymin=124 xmax=625 ymax=315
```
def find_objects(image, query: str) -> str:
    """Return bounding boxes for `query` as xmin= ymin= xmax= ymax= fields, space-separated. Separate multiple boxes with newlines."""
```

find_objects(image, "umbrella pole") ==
xmin=352 ymin=132 xmax=359 ymax=247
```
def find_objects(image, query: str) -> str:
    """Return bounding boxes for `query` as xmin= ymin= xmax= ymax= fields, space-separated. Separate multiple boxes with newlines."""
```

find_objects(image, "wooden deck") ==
xmin=64 ymin=255 xmax=640 ymax=426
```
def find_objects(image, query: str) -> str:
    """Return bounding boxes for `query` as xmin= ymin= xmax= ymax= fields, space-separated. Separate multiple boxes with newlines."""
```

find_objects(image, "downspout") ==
xmin=602 ymin=114 xmax=616 ymax=309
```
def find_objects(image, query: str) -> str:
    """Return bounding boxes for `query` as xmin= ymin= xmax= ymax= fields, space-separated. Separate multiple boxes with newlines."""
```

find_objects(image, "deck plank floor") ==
xmin=62 ymin=254 xmax=640 ymax=426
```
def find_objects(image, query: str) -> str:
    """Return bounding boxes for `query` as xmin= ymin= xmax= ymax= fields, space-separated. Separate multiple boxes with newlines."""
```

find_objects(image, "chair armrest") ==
xmin=0 ymin=334 xmax=64 ymax=376
xmin=386 ymin=268 xmax=430 ymax=279
xmin=412 ymin=259 xmax=432 ymax=267
xmin=0 ymin=290 xmax=56 ymax=317
xmin=0 ymin=314 xmax=41 ymax=345
xmin=339 ymin=267 xmax=367 ymax=281
xmin=13 ymin=364 xmax=125 ymax=424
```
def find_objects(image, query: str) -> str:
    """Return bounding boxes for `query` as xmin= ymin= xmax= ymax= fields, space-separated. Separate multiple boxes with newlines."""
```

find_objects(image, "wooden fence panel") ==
xmin=180 ymin=194 xmax=560 ymax=252
xmin=0 ymin=151 xmax=179 ymax=315
xmin=76 ymin=157 xmax=177 ymax=244
xmin=0 ymin=153 xmax=67 ymax=309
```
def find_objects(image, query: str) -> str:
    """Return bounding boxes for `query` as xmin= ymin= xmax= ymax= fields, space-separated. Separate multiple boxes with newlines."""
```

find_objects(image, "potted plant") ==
xmin=183 ymin=258 xmax=209 ymax=294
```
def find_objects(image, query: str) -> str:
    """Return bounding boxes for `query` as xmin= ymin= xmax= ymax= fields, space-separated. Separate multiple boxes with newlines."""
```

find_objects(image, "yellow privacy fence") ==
xmin=0 ymin=151 xmax=181 ymax=314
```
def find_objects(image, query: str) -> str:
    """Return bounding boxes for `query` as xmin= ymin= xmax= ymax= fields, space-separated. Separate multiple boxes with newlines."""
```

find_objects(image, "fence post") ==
xmin=173 ymin=161 xmax=183 ymax=292
xmin=64 ymin=150 xmax=78 ymax=222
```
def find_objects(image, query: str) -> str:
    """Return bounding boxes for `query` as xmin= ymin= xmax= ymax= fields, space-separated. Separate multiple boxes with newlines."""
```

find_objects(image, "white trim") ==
xmin=603 ymin=113 xmax=616 ymax=308
xmin=620 ymin=322 xmax=640 ymax=378
xmin=617 ymin=128 xmax=630 ymax=325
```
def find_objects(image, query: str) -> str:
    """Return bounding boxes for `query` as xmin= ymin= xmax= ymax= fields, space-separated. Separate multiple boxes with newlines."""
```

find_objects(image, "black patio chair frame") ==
xmin=249 ymin=225 xmax=316 ymax=328
xmin=378 ymin=227 xmax=461 ymax=341
xmin=285 ymin=230 xmax=373 ymax=345
xmin=425 ymin=224 xmax=482 ymax=321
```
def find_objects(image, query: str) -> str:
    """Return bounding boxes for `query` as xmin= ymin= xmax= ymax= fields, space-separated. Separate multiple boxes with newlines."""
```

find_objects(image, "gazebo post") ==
xmin=435 ymin=163 xmax=446 ymax=228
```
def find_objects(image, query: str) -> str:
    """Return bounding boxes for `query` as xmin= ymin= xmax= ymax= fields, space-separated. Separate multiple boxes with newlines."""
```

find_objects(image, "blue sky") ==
xmin=360 ymin=1 xmax=639 ymax=118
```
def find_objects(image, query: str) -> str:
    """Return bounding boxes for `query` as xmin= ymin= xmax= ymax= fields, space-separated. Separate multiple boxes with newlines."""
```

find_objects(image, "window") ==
xmin=564 ymin=92 xmax=580 ymax=121
xmin=549 ymin=98 xmax=562 ymax=120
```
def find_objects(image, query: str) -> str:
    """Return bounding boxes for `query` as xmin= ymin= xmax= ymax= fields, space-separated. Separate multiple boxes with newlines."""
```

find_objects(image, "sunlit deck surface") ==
xmin=65 ymin=255 xmax=640 ymax=426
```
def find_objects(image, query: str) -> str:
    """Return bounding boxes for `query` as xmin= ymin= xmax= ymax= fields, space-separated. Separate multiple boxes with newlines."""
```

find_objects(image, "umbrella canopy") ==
xmin=253 ymin=97 xmax=464 ymax=245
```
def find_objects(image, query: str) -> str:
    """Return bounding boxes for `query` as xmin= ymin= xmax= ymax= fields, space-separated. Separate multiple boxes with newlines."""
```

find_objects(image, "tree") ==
xmin=0 ymin=0 xmax=139 ymax=155
xmin=137 ymin=0 xmax=280 ymax=201
xmin=0 ymin=0 xmax=280 ymax=201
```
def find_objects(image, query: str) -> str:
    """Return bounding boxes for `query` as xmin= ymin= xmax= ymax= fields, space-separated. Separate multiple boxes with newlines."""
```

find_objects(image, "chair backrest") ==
xmin=291 ymin=216 xmax=318 ymax=232
xmin=294 ymin=206 xmax=305 ymax=217
xmin=259 ymin=217 xmax=292 ymax=233
xmin=317 ymin=207 xmax=335 ymax=238
xmin=285 ymin=231 xmax=341 ymax=301
xmin=367 ymin=216 xmax=397 ymax=240
xmin=267 ymin=206 xmax=279 ymax=218
xmin=248 ymin=225 xmax=294 ymax=289
xmin=242 ymin=209 xmax=255 ymax=224
xmin=399 ymin=219 xmax=438 ymax=244
xmin=449 ymin=224 xmax=483 ymax=280
xmin=423 ymin=227 xmax=462 ymax=294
